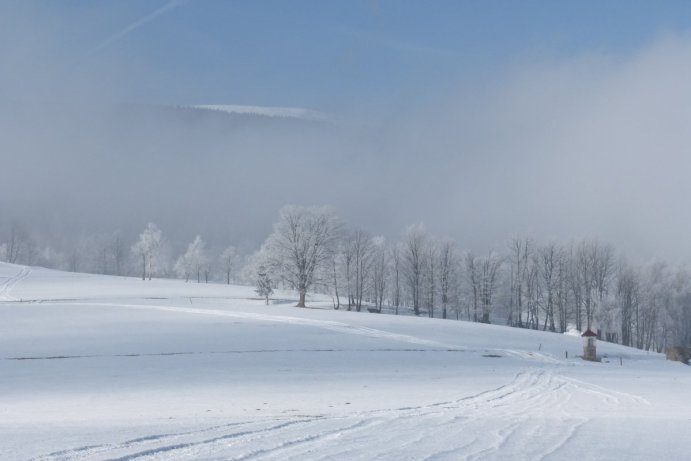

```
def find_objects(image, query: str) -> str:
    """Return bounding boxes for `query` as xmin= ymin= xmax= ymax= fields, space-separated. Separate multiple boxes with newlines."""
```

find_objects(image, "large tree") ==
xmin=261 ymin=205 xmax=338 ymax=307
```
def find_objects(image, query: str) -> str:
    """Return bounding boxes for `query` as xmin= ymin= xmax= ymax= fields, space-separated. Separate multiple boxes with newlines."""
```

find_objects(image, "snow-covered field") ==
xmin=1 ymin=262 xmax=689 ymax=460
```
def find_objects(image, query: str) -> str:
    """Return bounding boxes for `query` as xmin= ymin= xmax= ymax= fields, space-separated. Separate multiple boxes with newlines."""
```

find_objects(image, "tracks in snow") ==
xmin=0 ymin=266 xmax=30 ymax=302
xmin=30 ymin=368 xmax=648 ymax=461
xmin=15 ymin=295 xmax=648 ymax=459
xmin=35 ymin=300 xmax=566 ymax=363
xmin=39 ymin=300 xmax=462 ymax=350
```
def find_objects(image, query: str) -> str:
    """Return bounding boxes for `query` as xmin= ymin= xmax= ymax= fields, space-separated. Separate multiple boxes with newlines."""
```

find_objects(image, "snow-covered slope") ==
xmin=0 ymin=262 xmax=689 ymax=460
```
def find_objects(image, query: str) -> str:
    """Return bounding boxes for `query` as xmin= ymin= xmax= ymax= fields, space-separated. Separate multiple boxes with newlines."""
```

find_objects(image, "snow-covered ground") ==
xmin=1 ymin=262 xmax=689 ymax=460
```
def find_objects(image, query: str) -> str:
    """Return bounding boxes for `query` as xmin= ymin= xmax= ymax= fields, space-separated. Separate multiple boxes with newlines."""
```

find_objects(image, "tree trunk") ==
xmin=333 ymin=264 xmax=340 ymax=310
xmin=296 ymin=289 xmax=306 ymax=307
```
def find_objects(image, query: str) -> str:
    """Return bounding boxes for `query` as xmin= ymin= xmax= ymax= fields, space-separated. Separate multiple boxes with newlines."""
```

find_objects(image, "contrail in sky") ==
xmin=87 ymin=0 xmax=186 ymax=57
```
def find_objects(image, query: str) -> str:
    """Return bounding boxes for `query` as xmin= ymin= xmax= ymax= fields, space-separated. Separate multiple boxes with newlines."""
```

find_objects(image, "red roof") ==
xmin=581 ymin=328 xmax=597 ymax=337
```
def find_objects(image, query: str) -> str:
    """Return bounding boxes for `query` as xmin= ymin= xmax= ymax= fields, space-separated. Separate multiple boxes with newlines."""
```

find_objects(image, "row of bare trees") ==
xmin=3 ymin=208 xmax=691 ymax=351
xmin=256 ymin=207 xmax=691 ymax=351
xmin=507 ymin=238 xmax=614 ymax=332
xmin=255 ymin=207 xmax=510 ymax=324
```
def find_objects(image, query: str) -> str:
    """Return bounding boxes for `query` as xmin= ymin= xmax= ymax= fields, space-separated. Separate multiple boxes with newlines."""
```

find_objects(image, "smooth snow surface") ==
xmin=1 ymin=262 xmax=689 ymax=460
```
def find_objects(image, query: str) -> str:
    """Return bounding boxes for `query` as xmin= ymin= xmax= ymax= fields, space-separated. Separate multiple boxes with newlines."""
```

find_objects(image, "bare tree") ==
xmin=573 ymin=239 xmax=614 ymax=331
xmin=371 ymin=236 xmax=388 ymax=313
xmin=342 ymin=231 xmax=356 ymax=310
xmin=106 ymin=230 xmax=127 ymax=276
xmin=255 ymin=264 xmax=273 ymax=305
xmin=261 ymin=205 xmax=338 ymax=307
xmin=465 ymin=253 xmax=480 ymax=322
xmin=330 ymin=249 xmax=343 ymax=309
xmin=524 ymin=253 xmax=541 ymax=329
xmin=668 ymin=267 xmax=691 ymax=348
xmin=351 ymin=228 xmax=373 ymax=312
xmin=508 ymin=237 xmax=531 ymax=327
xmin=403 ymin=224 xmax=426 ymax=316
xmin=539 ymin=243 xmax=559 ymax=332
xmin=390 ymin=243 xmax=402 ymax=314
xmin=425 ymin=241 xmax=438 ymax=318
xmin=175 ymin=236 xmax=207 ymax=283
xmin=555 ymin=249 xmax=570 ymax=333
xmin=220 ymin=246 xmax=237 ymax=285
xmin=437 ymin=240 xmax=457 ymax=320
xmin=616 ymin=261 xmax=639 ymax=347
xmin=4 ymin=222 xmax=33 ymax=264
xmin=479 ymin=251 xmax=502 ymax=324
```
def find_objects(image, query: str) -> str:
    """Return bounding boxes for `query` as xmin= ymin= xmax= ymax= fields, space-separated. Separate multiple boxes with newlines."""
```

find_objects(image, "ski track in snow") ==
xmin=35 ymin=300 xmax=564 ymax=363
xmin=39 ymin=300 xmax=461 ymax=349
xmin=28 ymin=368 xmax=646 ymax=461
xmin=0 ymin=265 xmax=30 ymax=302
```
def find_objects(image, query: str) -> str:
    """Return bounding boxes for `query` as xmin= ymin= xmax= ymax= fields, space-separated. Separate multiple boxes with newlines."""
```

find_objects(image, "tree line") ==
xmin=252 ymin=205 xmax=691 ymax=352
xmin=0 ymin=221 xmax=242 ymax=285
xmin=2 ymin=206 xmax=690 ymax=352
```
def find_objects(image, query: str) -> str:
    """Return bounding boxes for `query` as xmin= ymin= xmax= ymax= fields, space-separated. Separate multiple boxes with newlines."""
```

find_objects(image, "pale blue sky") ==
xmin=7 ymin=0 xmax=691 ymax=112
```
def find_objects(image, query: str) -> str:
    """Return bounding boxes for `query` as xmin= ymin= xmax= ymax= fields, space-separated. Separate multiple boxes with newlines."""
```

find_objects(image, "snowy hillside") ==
xmin=1 ymin=262 xmax=689 ymax=460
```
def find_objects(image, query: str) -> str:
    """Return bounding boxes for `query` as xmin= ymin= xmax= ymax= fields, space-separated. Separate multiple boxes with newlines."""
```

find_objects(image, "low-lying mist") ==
xmin=3 ymin=4 xmax=691 ymax=263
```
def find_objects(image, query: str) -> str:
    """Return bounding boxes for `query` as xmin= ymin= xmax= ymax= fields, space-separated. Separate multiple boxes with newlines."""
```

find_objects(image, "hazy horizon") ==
xmin=3 ymin=2 xmax=691 ymax=262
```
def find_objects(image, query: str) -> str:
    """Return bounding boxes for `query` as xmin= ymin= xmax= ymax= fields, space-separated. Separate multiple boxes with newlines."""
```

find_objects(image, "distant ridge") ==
xmin=186 ymin=104 xmax=328 ymax=122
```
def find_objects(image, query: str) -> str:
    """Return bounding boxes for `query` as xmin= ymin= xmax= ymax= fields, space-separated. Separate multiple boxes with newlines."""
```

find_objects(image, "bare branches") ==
xmin=261 ymin=205 xmax=339 ymax=307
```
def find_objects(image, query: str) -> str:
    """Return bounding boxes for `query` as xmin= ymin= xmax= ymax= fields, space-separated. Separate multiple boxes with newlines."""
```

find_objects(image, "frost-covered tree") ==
xmin=424 ymin=240 xmax=438 ymax=318
xmin=465 ymin=251 xmax=503 ymax=323
xmin=507 ymin=237 xmax=531 ymax=328
xmin=260 ymin=205 xmax=338 ymax=307
xmin=539 ymin=243 xmax=560 ymax=332
xmin=572 ymin=239 xmax=614 ymax=331
xmin=341 ymin=231 xmax=356 ymax=310
xmin=175 ymin=235 xmax=207 ymax=283
xmin=403 ymin=223 xmax=427 ymax=316
xmin=114 ymin=232 xmax=128 ymax=275
xmin=255 ymin=265 xmax=273 ymax=305
xmin=3 ymin=222 xmax=34 ymax=264
xmin=465 ymin=253 xmax=480 ymax=322
xmin=437 ymin=240 xmax=457 ymax=320
xmin=390 ymin=243 xmax=402 ymax=314
xmin=174 ymin=250 xmax=192 ymax=282
xmin=370 ymin=236 xmax=388 ymax=313
xmin=351 ymin=228 xmax=373 ymax=312
xmin=131 ymin=223 xmax=164 ymax=280
xmin=616 ymin=261 xmax=640 ymax=347
xmin=220 ymin=246 xmax=237 ymax=285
